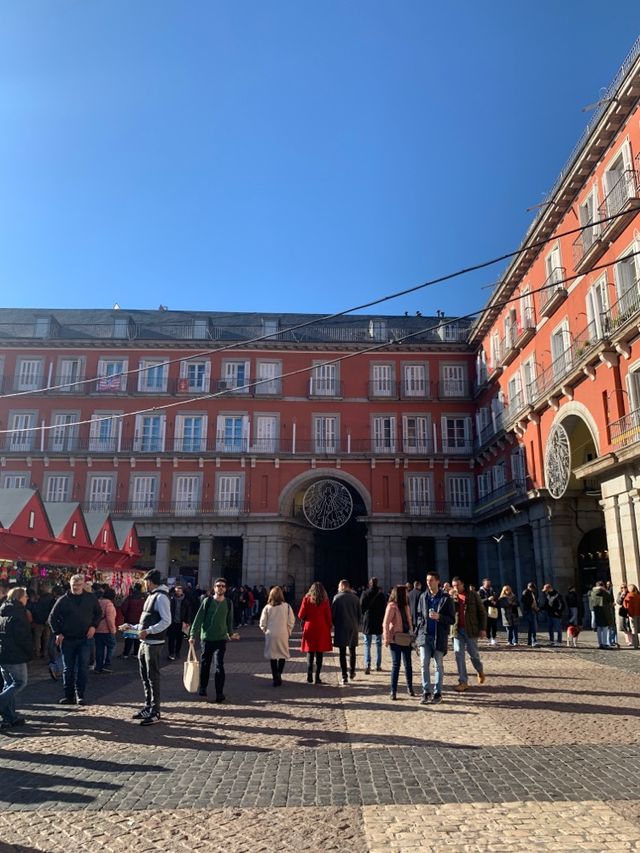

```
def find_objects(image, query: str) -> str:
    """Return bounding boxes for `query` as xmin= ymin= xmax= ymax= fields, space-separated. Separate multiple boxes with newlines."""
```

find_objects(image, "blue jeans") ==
xmin=525 ymin=611 xmax=538 ymax=645
xmin=597 ymin=626 xmax=610 ymax=647
xmin=506 ymin=626 xmax=518 ymax=644
xmin=389 ymin=643 xmax=413 ymax=694
xmin=608 ymin=626 xmax=618 ymax=646
xmin=419 ymin=637 xmax=444 ymax=695
xmin=94 ymin=633 xmax=116 ymax=671
xmin=548 ymin=617 xmax=562 ymax=644
xmin=0 ymin=663 xmax=28 ymax=723
xmin=453 ymin=629 xmax=483 ymax=684
xmin=61 ymin=637 xmax=91 ymax=699
xmin=568 ymin=607 xmax=578 ymax=626
xmin=363 ymin=634 xmax=382 ymax=669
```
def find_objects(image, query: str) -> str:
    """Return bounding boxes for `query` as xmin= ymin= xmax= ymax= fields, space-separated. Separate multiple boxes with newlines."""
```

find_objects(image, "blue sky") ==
xmin=1 ymin=2 xmax=639 ymax=318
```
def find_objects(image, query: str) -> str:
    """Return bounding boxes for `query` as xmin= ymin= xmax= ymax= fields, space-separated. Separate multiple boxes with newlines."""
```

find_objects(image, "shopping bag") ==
xmin=183 ymin=645 xmax=200 ymax=693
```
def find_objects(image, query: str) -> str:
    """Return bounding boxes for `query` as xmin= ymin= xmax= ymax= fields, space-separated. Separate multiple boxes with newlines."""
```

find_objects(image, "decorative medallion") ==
xmin=302 ymin=479 xmax=353 ymax=530
xmin=545 ymin=423 xmax=571 ymax=499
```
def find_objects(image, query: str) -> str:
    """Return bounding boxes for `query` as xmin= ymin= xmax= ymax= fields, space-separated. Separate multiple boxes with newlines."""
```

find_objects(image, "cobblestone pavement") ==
xmin=1 ymin=627 xmax=640 ymax=851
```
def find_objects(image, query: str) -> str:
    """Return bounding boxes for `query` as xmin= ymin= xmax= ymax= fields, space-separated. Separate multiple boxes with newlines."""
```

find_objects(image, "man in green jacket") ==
xmin=189 ymin=578 xmax=239 ymax=702
xmin=451 ymin=577 xmax=487 ymax=692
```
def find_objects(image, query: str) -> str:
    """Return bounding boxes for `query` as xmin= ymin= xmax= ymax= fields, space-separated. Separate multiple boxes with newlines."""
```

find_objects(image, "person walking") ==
xmin=382 ymin=585 xmax=415 ymax=700
xmin=189 ymin=578 xmax=239 ymax=702
xmin=29 ymin=583 xmax=55 ymax=660
xmin=259 ymin=586 xmax=295 ymax=686
xmin=167 ymin=584 xmax=191 ymax=661
xmin=498 ymin=585 xmax=520 ymax=645
xmin=298 ymin=582 xmax=333 ymax=684
xmin=360 ymin=577 xmax=386 ymax=674
xmin=541 ymin=583 xmax=565 ymax=646
xmin=0 ymin=587 xmax=32 ymax=729
xmin=120 ymin=583 xmax=145 ymax=659
xmin=331 ymin=580 xmax=362 ymax=685
xmin=415 ymin=571 xmax=455 ymax=705
xmin=624 ymin=584 xmax=640 ymax=649
xmin=478 ymin=578 xmax=499 ymax=645
xmin=451 ymin=577 xmax=487 ymax=692
xmin=119 ymin=570 xmax=171 ymax=725
xmin=566 ymin=586 xmax=579 ymax=627
xmin=48 ymin=574 xmax=102 ymax=706
xmin=521 ymin=582 xmax=540 ymax=647
xmin=589 ymin=581 xmax=615 ymax=649
xmin=94 ymin=587 xmax=117 ymax=673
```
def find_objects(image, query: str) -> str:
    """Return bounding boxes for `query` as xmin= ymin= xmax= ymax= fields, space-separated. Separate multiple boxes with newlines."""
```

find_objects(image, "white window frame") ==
xmin=1 ymin=473 xmax=29 ymax=488
xmin=447 ymin=475 xmax=472 ymax=516
xmin=96 ymin=358 xmax=128 ymax=392
xmin=372 ymin=415 xmax=396 ymax=453
xmin=221 ymin=360 xmax=250 ymax=393
xmin=138 ymin=359 xmax=168 ymax=393
xmin=371 ymin=363 xmax=394 ymax=397
xmin=512 ymin=447 xmax=526 ymax=483
xmin=216 ymin=414 xmax=249 ymax=452
xmin=313 ymin=415 xmax=339 ymax=454
xmin=256 ymin=361 xmax=281 ymax=395
xmin=253 ymin=414 xmax=279 ymax=453
xmin=216 ymin=474 xmax=244 ymax=515
xmin=131 ymin=475 xmax=159 ymax=516
xmin=441 ymin=416 xmax=472 ymax=454
xmin=50 ymin=412 xmax=79 ymax=453
xmin=133 ymin=414 xmax=166 ymax=452
xmin=174 ymin=414 xmax=207 ymax=453
xmin=402 ymin=414 xmax=431 ymax=454
xmin=89 ymin=413 xmax=120 ymax=453
xmin=178 ymin=360 xmax=211 ymax=393
xmin=402 ymin=363 xmax=428 ymax=397
xmin=406 ymin=474 xmax=431 ymax=515
xmin=57 ymin=357 xmax=83 ymax=393
xmin=310 ymin=362 xmax=338 ymax=396
xmin=87 ymin=475 xmax=115 ymax=510
xmin=16 ymin=358 xmax=43 ymax=392
xmin=550 ymin=318 xmax=571 ymax=378
xmin=440 ymin=363 xmax=467 ymax=397
xmin=174 ymin=474 xmax=202 ymax=515
xmin=8 ymin=412 xmax=36 ymax=451
xmin=44 ymin=474 xmax=71 ymax=503
xmin=477 ymin=472 xmax=491 ymax=499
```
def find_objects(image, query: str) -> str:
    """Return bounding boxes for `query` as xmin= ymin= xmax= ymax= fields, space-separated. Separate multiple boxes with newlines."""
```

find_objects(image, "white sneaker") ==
xmin=490 ymin=638 xmax=496 ymax=646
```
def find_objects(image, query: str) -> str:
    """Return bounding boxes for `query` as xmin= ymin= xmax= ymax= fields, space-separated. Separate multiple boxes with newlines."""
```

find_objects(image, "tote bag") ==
xmin=183 ymin=645 xmax=200 ymax=693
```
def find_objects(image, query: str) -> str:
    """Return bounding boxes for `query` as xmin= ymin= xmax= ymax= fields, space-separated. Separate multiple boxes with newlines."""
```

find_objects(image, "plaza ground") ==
xmin=1 ymin=626 xmax=640 ymax=852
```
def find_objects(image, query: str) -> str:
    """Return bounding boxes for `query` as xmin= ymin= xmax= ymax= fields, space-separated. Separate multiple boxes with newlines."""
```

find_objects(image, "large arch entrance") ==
xmin=286 ymin=476 xmax=369 ymax=595
xmin=577 ymin=527 xmax=610 ymax=591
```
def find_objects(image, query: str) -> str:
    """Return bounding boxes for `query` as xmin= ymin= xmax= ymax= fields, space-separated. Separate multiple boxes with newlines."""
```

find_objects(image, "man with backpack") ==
xmin=189 ymin=578 xmax=239 ymax=702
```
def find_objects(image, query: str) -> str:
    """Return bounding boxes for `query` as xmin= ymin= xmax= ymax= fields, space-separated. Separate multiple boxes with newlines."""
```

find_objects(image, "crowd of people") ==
xmin=0 ymin=570 xmax=638 ymax=730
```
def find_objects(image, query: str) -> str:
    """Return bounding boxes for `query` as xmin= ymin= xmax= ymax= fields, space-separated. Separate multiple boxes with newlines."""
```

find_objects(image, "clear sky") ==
xmin=1 ymin=2 xmax=639 ymax=319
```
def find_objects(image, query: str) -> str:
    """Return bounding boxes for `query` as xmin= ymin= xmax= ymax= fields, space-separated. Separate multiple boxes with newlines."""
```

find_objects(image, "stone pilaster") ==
xmin=154 ymin=537 xmax=170 ymax=574
xmin=198 ymin=536 xmax=213 ymax=590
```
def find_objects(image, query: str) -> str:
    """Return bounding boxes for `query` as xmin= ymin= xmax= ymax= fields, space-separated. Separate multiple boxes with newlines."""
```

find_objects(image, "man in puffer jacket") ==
xmin=0 ymin=587 xmax=32 ymax=729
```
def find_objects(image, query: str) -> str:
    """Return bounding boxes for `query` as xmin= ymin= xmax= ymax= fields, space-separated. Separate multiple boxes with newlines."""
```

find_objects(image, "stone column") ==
xmin=198 ymin=536 xmax=213 ymax=590
xmin=434 ymin=537 xmax=449 ymax=579
xmin=601 ymin=495 xmax=626 ymax=588
xmin=155 ymin=537 xmax=170 ymax=574
xmin=530 ymin=519 xmax=544 ymax=592
xmin=242 ymin=535 xmax=264 ymax=588
xmin=618 ymin=492 xmax=640 ymax=588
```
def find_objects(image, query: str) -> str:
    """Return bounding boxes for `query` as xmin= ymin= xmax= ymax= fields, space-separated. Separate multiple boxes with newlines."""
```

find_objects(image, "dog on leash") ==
xmin=567 ymin=624 xmax=582 ymax=647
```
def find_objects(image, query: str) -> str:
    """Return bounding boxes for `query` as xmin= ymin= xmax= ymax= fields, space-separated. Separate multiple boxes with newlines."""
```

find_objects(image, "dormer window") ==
xmin=34 ymin=316 xmax=57 ymax=338
xmin=192 ymin=319 xmax=210 ymax=339
xmin=113 ymin=315 xmax=135 ymax=339
xmin=262 ymin=318 xmax=279 ymax=339
xmin=369 ymin=319 xmax=387 ymax=341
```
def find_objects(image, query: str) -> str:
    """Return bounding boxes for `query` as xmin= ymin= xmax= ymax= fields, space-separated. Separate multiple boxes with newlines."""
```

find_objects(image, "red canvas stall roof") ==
xmin=43 ymin=501 xmax=99 ymax=566
xmin=0 ymin=489 xmax=61 ymax=564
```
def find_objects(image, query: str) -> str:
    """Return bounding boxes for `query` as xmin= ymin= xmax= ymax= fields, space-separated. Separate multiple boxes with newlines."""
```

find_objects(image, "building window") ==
xmin=96 ymin=359 xmax=127 ymax=392
xmin=174 ymin=475 xmax=201 ymax=515
xmin=406 ymin=475 xmax=431 ymax=515
xmin=217 ymin=475 xmax=243 ymax=514
xmin=440 ymin=364 xmax=467 ymax=397
xmin=441 ymin=417 xmax=472 ymax=453
xmin=447 ymin=476 xmax=471 ymax=516
xmin=87 ymin=476 xmax=114 ymax=510
xmin=1 ymin=474 xmax=29 ymax=488
xmin=89 ymin=413 xmax=119 ymax=452
xmin=613 ymin=246 xmax=640 ymax=307
xmin=216 ymin=415 xmax=248 ymax=452
xmin=138 ymin=359 xmax=167 ymax=393
xmin=57 ymin=358 xmax=83 ymax=392
xmin=402 ymin=364 xmax=427 ymax=397
xmin=371 ymin=364 xmax=394 ymax=396
xmin=254 ymin=415 xmax=278 ymax=453
xmin=15 ymin=359 xmax=43 ymax=392
xmin=175 ymin=415 xmax=207 ymax=453
xmin=50 ymin=413 xmax=79 ymax=452
xmin=45 ymin=475 xmax=71 ymax=502
xmin=8 ymin=413 xmax=35 ymax=451
xmin=310 ymin=362 xmax=338 ymax=396
xmin=477 ymin=472 xmax=491 ymax=499
xmin=369 ymin=319 xmax=387 ymax=341
xmin=603 ymin=143 xmax=633 ymax=217
xmin=512 ymin=447 xmax=526 ymax=483
xmin=221 ymin=360 xmax=250 ymax=393
xmin=178 ymin=360 xmax=210 ymax=393
xmin=402 ymin=415 xmax=430 ymax=454
xmin=313 ymin=416 xmax=338 ymax=453
xmin=586 ymin=276 xmax=608 ymax=339
xmin=133 ymin=415 xmax=165 ymax=452
xmin=373 ymin=416 xmax=396 ymax=453
xmin=256 ymin=361 xmax=281 ymax=395
xmin=492 ymin=462 xmax=506 ymax=490
xmin=550 ymin=320 xmax=571 ymax=378
xmin=131 ymin=475 xmax=158 ymax=515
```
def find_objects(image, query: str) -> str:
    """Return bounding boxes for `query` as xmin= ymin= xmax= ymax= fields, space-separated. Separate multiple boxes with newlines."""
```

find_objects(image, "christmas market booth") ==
xmin=0 ymin=488 xmax=142 ymax=595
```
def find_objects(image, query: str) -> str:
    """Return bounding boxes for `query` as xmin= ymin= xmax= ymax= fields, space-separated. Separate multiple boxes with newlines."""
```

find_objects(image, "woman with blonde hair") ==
xmin=383 ymin=585 xmax=415 ymax=701
xmin=498 ymin=585 xmax=519 ymax=646
xmin=259 ymin=586 xmax=295 ymax=686
xmin=298 ymin=581 xmax=332 ymax=684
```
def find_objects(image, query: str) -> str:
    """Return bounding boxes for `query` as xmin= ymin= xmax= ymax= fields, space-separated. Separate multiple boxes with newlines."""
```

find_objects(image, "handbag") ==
xmin=487 ymin=606 xmax=498 ymax=619
xmin=394 ymin=631 xmax=415 ymax=647
xmin=183 ymin=645 xmax=200 ymax=693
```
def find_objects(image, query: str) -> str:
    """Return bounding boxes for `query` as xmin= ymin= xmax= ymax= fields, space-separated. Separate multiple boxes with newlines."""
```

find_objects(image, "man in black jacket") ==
xmin=167 ymin=584 xmax=191 ymax=661
xmin=0 ymin=587 xmax=32 ymax=728
xmin=416 ymin=572 xmax=455 ymax=705
xmin=332 ymin=580 xmax=362 ymax=685
xmin=29 ymin=584 xmax=55 ymax=659
xmin=48 ymin=574 xmax=102 ymax=706
xmin=360 ymin=578 xmax=386 ymax=674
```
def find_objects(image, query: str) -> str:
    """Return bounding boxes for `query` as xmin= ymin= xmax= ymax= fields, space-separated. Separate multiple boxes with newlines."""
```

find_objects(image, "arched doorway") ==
xmin=577 ymin=528 xmax=610 ymax=592
xmin=289 ymin=477 xmax=369 ymax=595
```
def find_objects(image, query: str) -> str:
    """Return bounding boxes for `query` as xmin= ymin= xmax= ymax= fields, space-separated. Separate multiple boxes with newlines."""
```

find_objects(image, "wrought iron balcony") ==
xmin=503 ymin=390 xmax=527 ymax=425
xmin=572 ymin=217 xmax=604 ymax=273
xmin=368 ymin=380 xmax=399 ymax=399
xmin=514 ymin=308 xmax=536 ymax=348
xmin=609 ymin=408 xmax=640 ymax=450
xmin=539 ymin=267 xmax=567 ymax=318
xmin=308 ymin=378 xmax=344 ymax=398
xmin=102 ymin=500 xmax=250 ymax=518
xmin=437 ymin=378 xmax=473 ymax=399
xmin=526 ymin=322 xmax=601 ymax=407
xmin=599 ymin=169 xmax=640 ymax=242
xmin=602 ymin=280 xmax=640 ymax=341
xmin=403 ymin=500 xmax=473 ymax=518
xmin=474 ymin=479 xmax=529 ymax=515
xmin=400 ymin=379 xmax=432 ymax=399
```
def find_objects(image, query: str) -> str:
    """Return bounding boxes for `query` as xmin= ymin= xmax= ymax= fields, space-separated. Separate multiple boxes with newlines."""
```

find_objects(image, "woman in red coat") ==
xmin=298 ymin=582 xmax=332 ymax=684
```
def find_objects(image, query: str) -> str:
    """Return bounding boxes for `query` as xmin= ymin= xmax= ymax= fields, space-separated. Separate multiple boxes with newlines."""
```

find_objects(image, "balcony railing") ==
xmin=603 ymin=279 xmax=640 ymax=338
xmin=572 ymin=216 xmax=602 ymax=268
xmin=474 ymin=479 xmax=529 ymax=514
xmin=368 ymin=380 xmax=398 ymax=399
xmin=609 ymin=408 xmax=640 ymax=450
xmin=600 ymin=169 xmax=640 ymax=220
xmin=526 ymin=322 xmax=601 ymax=405
xmin=437 ymin=379 xmax=473 ymax=399
xmin=308 ymin=378 xmax=344 ymax=398
xmin=504 ymin=390 xmax=526 ymax=424
xmin=101 ymin=501 xmax=250 ymax=517
xmin=539 ymin=267 xmax=567 ymax=317
xmin=403 ymin=500 xmax=473 ymax=518
xmin=400 ymin=379 xmax=431 ymax=399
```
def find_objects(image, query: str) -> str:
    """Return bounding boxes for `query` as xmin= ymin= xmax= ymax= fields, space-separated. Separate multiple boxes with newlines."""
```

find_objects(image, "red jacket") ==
xmin=624 ymin=591 xmax=640 ymax=617
xmin=298 ymin=596 xmax=332 ymax=652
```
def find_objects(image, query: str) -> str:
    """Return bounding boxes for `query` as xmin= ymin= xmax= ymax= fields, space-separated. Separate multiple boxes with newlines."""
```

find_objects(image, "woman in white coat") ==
xmin=259 ymin=586 xmax=295 ymax=686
